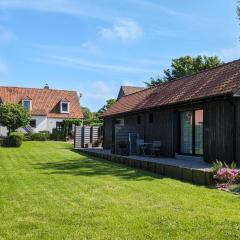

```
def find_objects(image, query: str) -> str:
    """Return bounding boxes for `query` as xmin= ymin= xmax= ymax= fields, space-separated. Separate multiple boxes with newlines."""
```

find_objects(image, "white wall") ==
xmin=47 ymin=118 xmax=65 ymax=133
xmin=32 ymin=116 xmax=48 ymax=132
xmin=0 ymin=126 xmax=8 ymax=136
xmin=32 ymin=116 xmax=65 ymax=133
xmin=0 ymin=117 xmax=65 ymax=136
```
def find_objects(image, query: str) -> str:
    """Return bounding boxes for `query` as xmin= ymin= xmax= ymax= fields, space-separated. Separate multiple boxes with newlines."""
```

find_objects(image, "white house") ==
xmin=0 ymin=85 xmax=83 ymax=136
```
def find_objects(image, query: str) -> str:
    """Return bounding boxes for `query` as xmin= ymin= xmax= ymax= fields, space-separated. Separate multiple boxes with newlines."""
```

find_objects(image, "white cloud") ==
xmin=81 ymin=41 xmax=102 ymax=55
xmin=200 ymin=45 xmax=240 ymax=62
xmin=84 ymin=81 xmax=115 ymax=101
xmin=35 ymin=55 xmax=158 ymax=74
xmin=0 ymin=0 xmax=112 ymax=21
xmin=0 ymin=26 xmax=14 ymax=42
xmin=217 ymin=46 xmax=240 ymax=62
xmin=99 ymin=18 xmax=143 ymax=42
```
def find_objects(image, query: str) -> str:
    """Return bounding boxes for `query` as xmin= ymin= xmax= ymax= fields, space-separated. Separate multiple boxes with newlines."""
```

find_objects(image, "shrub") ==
xmin=212 ymin=160 xmax=224 ymax=174
xmin=39 ymin=131 xmax=50 ymax=139
xmin=214 ymin=168 xmax=239 ymax=185
xmin=212 ymin=160 xmax=237 ymax=174
xmin=7 ymin=132 xmax=24 ymax=147
xmin=10 ymin=131 xmax=24 ymax=141
xmin=31 ymin=133 xmax=48 ymax=141
xmin=50 ymin=128 xmax=65 ymax=141
xmin=23 ymin=133 xmax=31 ymax=141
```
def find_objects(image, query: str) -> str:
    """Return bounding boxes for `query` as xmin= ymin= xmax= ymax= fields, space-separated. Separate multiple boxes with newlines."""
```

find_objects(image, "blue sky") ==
xmin=0 ymin=0 xmax=239 ymax=111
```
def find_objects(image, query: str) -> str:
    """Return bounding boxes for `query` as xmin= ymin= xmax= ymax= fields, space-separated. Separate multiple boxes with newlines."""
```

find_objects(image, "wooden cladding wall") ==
xmin=144 ymin=109 xmax=177 ymax=157
xmin=104 ymin=109 xmax=177 ymax=157
xmin=234 ymin=99 xmax=240 ymax=164
xmin=103 ymin=97 xmax=238 ymax=164
xmin=103 ymin=118 xmax=113 ymax=149
xmin=203 ymin=100 xmax=234 ymax=163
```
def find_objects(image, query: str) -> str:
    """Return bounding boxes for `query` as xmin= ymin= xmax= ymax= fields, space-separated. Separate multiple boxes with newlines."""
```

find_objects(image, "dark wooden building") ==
xmin=102 ymin=60 xmax=240 ymax=164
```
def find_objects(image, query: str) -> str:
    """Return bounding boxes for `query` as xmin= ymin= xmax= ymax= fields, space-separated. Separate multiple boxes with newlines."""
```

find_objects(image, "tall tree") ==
xmin=81 ymin=99 xmax=117 ymax=126
xmin=98 ymin=99 xmax=116 ymax=113
xmin=0 ymin=103 xmax=31 ymax=134
xmin=82 ymin=107 xmax=93 ymax=121
xmin=146 ymin=56 xmax=223 ymax=87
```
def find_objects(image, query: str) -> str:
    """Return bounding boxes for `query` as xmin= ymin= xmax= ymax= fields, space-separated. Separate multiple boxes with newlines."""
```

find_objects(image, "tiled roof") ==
xmin=0 ymin=86 xmax=83 ymax=119
xmin=121 ymin=86 xmax=145 ymax=96
xmin=102 ymin=59 xmax=240 ymax=117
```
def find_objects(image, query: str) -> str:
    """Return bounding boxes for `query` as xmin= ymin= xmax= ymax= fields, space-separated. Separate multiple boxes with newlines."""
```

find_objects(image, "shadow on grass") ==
xmin=34 ymin=152 xmax=161 ymax=181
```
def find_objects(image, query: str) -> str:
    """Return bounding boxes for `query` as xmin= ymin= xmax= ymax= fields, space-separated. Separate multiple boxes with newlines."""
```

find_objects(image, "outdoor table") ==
xmin=139 ymin=143 xmax=152 ymax=156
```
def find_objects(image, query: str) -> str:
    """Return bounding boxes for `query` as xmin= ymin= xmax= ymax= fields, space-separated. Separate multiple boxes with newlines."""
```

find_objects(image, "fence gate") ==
xmin=91 ymin=126 xmax=100 ymax=145
xmin=74 ymin=126 xmax=101 ymax=149
xmin=74 ymin=126 xmax=82 ymax=149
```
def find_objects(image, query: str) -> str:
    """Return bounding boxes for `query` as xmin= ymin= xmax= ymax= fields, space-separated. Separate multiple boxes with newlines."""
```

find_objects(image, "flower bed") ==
xmin=212 ymin=161 xmax=239 ymax=193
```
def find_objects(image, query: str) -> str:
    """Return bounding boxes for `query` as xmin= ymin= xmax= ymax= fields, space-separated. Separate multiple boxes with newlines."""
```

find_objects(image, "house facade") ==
xmin=0 ymin=86 xmax=83 ymax=136
xmin=102 ymin=59 xmax=240 ymax=164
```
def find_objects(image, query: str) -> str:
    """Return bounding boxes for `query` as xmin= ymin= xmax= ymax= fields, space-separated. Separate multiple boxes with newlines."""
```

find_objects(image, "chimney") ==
xmin=78 ymin=92 xmax=83 ymax=100
xmin=44 ymin=84 xmax=49 ymax=89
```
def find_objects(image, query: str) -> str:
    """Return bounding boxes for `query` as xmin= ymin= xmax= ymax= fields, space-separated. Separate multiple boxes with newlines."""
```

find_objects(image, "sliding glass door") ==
xmin=194 ymin=110 xmax=203 ymax=155
xmin=180 ymin=109 xmax=203 ymax=156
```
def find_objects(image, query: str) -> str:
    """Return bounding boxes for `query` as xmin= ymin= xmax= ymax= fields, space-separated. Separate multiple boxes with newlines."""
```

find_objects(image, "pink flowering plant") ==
xmin=214 ymin=168 xmax=239 ymax=185
xmin=212 ymin=160 xmax=239 ymax=189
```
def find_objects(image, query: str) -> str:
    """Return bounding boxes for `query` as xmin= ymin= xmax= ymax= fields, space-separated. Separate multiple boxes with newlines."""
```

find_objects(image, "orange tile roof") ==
xmin=0 ymin=86 xmax=83 ymax=119
xmin=102 ymin=59 xmax=240 ymax=117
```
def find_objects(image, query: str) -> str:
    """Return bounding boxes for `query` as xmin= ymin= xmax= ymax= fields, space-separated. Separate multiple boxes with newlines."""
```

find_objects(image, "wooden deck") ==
xmin=76 ymin=148 xmax=213 ymax=185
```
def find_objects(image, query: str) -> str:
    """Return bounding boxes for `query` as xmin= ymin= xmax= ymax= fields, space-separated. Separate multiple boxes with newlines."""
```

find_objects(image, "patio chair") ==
xmin=136 ymin=139 xmax=146 ymax=155
xmin=150 ymin=141 xmax=162 ymax=156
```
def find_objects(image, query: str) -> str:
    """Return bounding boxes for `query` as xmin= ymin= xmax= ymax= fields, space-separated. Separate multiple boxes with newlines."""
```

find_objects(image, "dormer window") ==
xmin=22 ymin=97 xmax=32 ymax=111
xmin=60 ymin=99 xmax=70 ymax=113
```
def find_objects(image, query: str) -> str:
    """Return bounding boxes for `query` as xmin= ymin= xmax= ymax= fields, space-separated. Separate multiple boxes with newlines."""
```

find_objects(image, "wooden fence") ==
xmin=74 ymin=126 xmax=102 ymax=149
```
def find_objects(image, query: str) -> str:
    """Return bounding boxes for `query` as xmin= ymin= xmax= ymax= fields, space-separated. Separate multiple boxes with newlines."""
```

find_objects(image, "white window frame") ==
xmin=60 ymin=101 xmax=70 ymax=114
xmin=22 ymin=100 xmax=32 ymax=111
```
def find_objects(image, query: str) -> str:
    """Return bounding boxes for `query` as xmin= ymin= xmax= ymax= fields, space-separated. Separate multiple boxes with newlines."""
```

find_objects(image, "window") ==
xmin=180 ymin=109 xmax=203 ymax=155
xmin=180 ymin=111 xmax=193 ymax=154
xmin=137 ymin=115 xmax=141 ymax=125
xmin=22 ymin=100 xmax=32 ymax=111
xmin=149 ymin=113 xmax=153 ymax=123
xmin=195 ymin=110 xmax=203 ymax=155
xmin=30 ymin=119 xmax=36 ymax=128
xmin=56 ymin=122 xmax=64 ymax=130
xmin=115 ymin=118 xmax=124 ymax=125
xmin=60 ymin=101 xmax=69 ymax=113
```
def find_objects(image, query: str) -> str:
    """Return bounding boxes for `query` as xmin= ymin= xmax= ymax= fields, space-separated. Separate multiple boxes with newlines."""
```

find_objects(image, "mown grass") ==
xmin=0 ymin=141 xmax=239 ymax=239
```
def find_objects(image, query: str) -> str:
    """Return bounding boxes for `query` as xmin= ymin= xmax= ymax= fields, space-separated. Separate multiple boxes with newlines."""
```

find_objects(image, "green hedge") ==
xmin=50 ymin=128 xmax=65 ymax=141
xmin=7 ymin=132 xmax=24 ymax=147
xmin=30 ymin=133 xmax=48 ymax=141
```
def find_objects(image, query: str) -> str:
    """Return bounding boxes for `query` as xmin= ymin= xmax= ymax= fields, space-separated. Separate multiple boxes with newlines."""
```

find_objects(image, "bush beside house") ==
xmin=30 ymin=133 xmax=49 ymax=141
xmin=5 ymin=131 xmax=24 ymax=147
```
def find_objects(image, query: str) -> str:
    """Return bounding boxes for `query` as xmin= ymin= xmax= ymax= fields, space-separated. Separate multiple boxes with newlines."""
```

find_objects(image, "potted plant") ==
xmin=94 ymin=136 xmax=103 ymax=148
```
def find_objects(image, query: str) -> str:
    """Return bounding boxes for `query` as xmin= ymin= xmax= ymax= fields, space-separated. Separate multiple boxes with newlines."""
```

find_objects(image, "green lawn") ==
xmin=0 ymin=142 xmax=240 ymax=240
